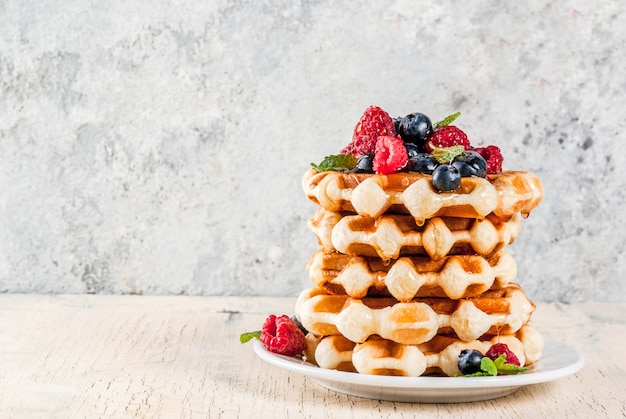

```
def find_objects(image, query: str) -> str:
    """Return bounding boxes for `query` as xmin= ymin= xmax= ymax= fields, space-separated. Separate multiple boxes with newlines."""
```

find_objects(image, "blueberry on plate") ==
xmin=458 ymin=349 xmax=484 ymax=375
xmin=432 ymin=164 xmax=461 ymax=192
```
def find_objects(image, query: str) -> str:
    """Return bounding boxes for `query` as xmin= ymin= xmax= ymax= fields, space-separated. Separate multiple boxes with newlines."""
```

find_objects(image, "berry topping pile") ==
xmin=240 ymin=314 xmax=307 ymax=357
xmin=311 ymin=106 xmax=505 ymax=192
xmin=457 ymin=343 xmax=526 ymax=376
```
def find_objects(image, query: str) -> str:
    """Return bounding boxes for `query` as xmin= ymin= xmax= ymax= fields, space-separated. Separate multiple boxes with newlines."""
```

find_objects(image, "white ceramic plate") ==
xmin=253 ymin=338 xmax=584 ymax=403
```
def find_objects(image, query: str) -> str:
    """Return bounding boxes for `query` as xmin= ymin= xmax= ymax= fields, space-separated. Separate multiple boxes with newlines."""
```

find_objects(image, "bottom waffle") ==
xmin=303 ymin=324 xmax=543 ymax=377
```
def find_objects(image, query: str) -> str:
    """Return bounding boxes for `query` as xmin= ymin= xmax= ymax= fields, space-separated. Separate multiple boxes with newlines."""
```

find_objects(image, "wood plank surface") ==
xmin=0 ymin=294 xmax=624 ymax=418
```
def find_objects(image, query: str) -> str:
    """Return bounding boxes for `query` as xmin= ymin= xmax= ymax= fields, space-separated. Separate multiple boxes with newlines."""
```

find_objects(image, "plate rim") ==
xmin=252 ymin=337 xmax=585 ymax=390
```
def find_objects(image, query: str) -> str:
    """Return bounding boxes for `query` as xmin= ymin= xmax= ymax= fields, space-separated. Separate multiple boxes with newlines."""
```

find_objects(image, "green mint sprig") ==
xmin=311 ymin=154 xmax=358 ymax=172
xmin=463 ymin=354 xmax=527 ymax=377
xmin=240 ymin=330 xmax=261 ymax=344
xmin=434 ymin=112 xmax=461 ymax=129
xmin=430 ymin=144 xmax=465 ymax=164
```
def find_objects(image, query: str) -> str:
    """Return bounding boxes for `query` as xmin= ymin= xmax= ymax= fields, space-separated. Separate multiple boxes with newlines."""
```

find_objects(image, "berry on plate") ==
xmin=485 ymin=343 xmax=521 ymax=366
xmin=259 ymin=314 xmax=307 ymax=356
xmin=372 ymin=135 xmax=408 ymax=174
xmin=458 ymin=349 xmax=484 ymax=375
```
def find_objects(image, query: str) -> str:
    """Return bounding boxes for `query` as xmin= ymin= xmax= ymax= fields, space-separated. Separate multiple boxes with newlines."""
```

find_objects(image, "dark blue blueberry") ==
xmin=408 ymin=153 xmax=439 ymax=174
xmin=393 ymin=117 xmax=402 ymax=134
xmin=404 ymin=143 xmax=421 ymax=159
xmin=452 ymin=150 xmax=487 ymax=178
xmin=355 ymin=154 xmax=374 ymax=173
xmin=458 ymin=349 xmax=484 ymax=375
xmin=432 ymin=164 xmax=461 ymax=192
xmin=291 ymin=315 xmax=308 ymax=335
xmin=398 ymin=113 xmax=433 ymax=147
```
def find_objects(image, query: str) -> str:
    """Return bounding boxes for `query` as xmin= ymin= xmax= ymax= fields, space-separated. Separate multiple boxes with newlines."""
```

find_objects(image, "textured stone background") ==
xmin=0 ymin=1 xmax=624 ymax=301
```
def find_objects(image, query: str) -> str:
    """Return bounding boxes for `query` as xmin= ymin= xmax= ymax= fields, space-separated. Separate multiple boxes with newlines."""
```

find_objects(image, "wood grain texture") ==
xmin=0 ymin=294 xmax=624 ymax=418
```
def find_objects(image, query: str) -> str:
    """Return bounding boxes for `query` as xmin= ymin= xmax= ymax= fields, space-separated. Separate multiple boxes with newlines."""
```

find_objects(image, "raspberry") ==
xmin=342 ymin=106 xmax=397 ymax=157
xmin=373 ymin=135 xmax=408 ymax=174
xmin=426 ymin=125 xmax=471 ymax=152
xmin=485 ymin=343 xmax=521 ymax=366
xmin=474 ymin=145 xmax=504 ymax=174
xmin=260 ymin=314 xmax=307 ymax=356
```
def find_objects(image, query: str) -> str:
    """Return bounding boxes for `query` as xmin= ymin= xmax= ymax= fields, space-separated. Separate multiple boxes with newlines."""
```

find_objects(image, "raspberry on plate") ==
xmin=474 ymin=145 xmax=504 ymax=174
xmin=485 ymin=342 xmax=521 ymax=366
xmin=260 ymin=314 xmax=307 ymax=356
xmin=373 ymin=135 xmax=408 ymax=174
xmin=426 ymin=125 xmax=471 ymax=152
xmin=342 ymin=106 xmax=397 ymax=157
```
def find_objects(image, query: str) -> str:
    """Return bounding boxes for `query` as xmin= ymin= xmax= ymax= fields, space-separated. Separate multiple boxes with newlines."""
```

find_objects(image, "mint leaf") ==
xmin=480 ymin=357 xmax=498 ymax=376
xmin=463 ymin=370 xmax=492 ymax=377
xmin=493 ymin=354 xmax=507 ymax=369
xmin=497 ymin=363 xmax=528 ymax=374
xmin=430 ymin=144 xmax=465 ymax=164
xmin=240 ymin=330 xmax=261 ymax=344
xmin=311 ymin=154 xmax=358 ymax=172
xmin=434 ymin=112 xmax=461 ymax=129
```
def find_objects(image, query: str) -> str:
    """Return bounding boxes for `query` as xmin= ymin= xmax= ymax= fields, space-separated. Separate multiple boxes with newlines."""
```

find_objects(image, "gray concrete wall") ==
xmin=1 ymin=1 xmax=624 ymax=301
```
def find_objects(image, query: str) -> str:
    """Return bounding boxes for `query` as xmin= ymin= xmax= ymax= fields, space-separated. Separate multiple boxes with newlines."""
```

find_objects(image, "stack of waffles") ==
xmin=294 ymin=169 xmax=545 ymax=376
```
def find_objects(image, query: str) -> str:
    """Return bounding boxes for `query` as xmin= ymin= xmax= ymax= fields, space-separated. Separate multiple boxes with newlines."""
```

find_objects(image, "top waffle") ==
xmin=303 ymin=169 xmax=543 ymax=224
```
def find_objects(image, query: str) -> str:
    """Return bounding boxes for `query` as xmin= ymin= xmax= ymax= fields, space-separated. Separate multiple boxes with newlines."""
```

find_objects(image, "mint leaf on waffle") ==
xmin=311 ymin=154 xmax=358 ymax=172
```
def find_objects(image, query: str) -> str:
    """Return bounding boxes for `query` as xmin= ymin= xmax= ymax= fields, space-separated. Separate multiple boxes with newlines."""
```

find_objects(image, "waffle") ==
xmin=304 ymin=324 xmax=543 ymax=377
xmin=295 ymin=284 xmax=535 ymax=344
xmin=308 ymin=250 xmax=517 ymax=300
xmin=309 ymin=210 xmax=521 ymax=261
xmin=302 ymin=169 xmax=543 ymax=224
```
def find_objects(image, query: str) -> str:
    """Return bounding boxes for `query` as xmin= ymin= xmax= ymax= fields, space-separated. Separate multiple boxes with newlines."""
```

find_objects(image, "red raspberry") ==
xmin=260 ymin=314 xmax=307 ymax=356
xmin=474 ymin=145 xmax=504 ymax=174
xmin=342 ymin=106 xmax=397 ymax=157
xmin=373 ymin=135 xmax=408 ymax=174
xmin=425 ymin=125 xmax=471 ymax=152
xmin=485 ymin=343 xmax=521 ymax=366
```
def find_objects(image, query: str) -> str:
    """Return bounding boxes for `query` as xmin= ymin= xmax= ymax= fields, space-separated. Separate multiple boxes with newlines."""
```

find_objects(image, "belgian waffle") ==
xmin=308 ymin=210 xmax=521 ymax=261
xmin=295 ymin=284 xmax=535 ymax=344
xmin=304 ymin=324 xmax=543 ymax=377
xmin=308 ymin=250 xmax=517 ymax=300
xmin=302 ymin=169 xmax=543 ymax=224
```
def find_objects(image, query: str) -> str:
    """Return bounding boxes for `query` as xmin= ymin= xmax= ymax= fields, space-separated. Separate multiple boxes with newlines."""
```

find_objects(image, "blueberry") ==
xmin=432 ymin=164 xmax=461 ymax=192
xmin=291 ymin=315 xmax=308 ymax=335
xmin=393 ymin=117 xmax=402 ymax=134
xmin=452 ymin=150 xmax=487 ymax=178
xmin=458 ymin=349 xmax=484 ymax=375
xmin=408 ymin=153 xmax=439 ymax=174
xmin=398 ymin=113 xmax=433 ymax=147
xmin=355 ymin=154 xmax=374 ymax=173
xmin=404 ymin=143 xmax=421 ymax=159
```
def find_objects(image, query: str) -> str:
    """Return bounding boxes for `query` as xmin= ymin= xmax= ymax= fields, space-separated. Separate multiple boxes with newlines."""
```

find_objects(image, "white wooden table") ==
xmin=0 ymin=294 xmax=624 ymax=418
